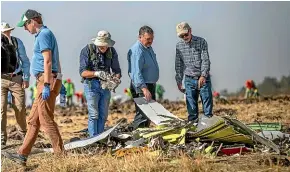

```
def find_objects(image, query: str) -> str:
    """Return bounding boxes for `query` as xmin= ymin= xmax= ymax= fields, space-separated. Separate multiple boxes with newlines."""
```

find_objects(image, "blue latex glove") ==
xmin=42 ymin=85 xmax=50 ymax=100
xmin=60 ymin=84 xmax=66 ymax=95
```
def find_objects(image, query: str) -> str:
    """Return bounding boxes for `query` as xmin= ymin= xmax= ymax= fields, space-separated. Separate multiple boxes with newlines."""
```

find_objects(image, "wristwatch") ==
xmin=44 ymin=83 xmax=50 ymax=87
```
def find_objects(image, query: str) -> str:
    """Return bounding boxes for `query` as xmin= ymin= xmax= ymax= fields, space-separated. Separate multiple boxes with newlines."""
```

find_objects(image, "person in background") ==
xmin=124 ymin=88 xmax=132 ymax=100
xmin=64 ymin=78 xmax=75 ymax=107
xmin=29 ymin=83 xmax=37 ymax=105
xmin=1 ymin=22 xmax=30 ymax=146
xmin=155 ymin=84 xmax=165 ymax=101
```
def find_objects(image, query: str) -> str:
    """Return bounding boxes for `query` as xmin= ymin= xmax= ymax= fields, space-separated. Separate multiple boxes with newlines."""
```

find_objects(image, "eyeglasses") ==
xmin=179 ymin=33 xmax=189 ymax=39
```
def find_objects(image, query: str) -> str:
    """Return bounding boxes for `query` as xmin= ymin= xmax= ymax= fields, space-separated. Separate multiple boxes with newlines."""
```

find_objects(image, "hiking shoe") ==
xmin=2 ymin=152 xmax=27 ymax=166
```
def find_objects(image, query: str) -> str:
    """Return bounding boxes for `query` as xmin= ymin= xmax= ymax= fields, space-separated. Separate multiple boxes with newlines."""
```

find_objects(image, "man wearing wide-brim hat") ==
xmin=79 ymin=30 xmax=122 ymax=137
xmin=1 ymin=22 xmax=30 ymax=146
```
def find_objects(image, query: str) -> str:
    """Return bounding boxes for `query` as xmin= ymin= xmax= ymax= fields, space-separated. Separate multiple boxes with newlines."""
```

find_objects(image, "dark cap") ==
xmin=17 ymin=9 xmax=41 ymax=27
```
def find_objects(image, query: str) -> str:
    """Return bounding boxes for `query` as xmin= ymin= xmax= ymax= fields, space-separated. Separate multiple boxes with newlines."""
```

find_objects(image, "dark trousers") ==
xmin=130 ymin=82 xmax=156 ymax=130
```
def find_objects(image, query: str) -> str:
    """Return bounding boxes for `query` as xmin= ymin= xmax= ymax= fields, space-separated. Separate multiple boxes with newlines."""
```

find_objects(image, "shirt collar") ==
xmin=138 ymin=40 xmax=150 ymax=50
xmin=35 ymin=25 xmax=47 ymax=37
xmin=183 ymin=34 xmax=196 ymax=45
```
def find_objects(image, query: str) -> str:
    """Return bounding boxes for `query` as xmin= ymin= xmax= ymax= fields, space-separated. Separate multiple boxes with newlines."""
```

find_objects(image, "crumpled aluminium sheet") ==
xmin=134 ymin=97 xmax=182 ymax=125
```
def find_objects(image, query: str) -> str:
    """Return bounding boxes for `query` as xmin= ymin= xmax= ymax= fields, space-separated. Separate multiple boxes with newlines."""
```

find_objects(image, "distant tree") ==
xmin=258 ymin=77 xmax=280 ymax=95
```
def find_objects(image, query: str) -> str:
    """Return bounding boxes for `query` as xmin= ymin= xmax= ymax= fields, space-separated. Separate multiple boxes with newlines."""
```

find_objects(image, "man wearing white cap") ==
xmin=175 ymin=22 xmax=213 ymax=123
xmin=79 ymin=30 xmax=121 ymax=137
xmin=1 ymin=22 xmax=30 ymax=146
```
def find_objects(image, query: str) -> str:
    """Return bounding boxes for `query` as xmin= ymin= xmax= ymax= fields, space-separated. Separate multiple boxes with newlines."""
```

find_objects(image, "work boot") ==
xmin=2 ymin=152 xmax=27 ymax=166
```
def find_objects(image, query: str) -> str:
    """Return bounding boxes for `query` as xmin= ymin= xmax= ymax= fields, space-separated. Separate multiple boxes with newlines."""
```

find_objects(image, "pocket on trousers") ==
xmin=51 ymin=78 xmax=61 ymax=95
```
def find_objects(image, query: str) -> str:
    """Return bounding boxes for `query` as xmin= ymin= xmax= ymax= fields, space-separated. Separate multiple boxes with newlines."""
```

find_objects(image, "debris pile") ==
xmin=42 ymin=97 xmax=289 ymax=164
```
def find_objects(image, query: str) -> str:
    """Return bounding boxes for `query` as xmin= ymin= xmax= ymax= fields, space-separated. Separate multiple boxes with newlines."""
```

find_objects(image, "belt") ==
xmin=36 ymin=71 xmax=58 ymax=79
xmin=1 ymin=71 xmax=23 ymax=80
xmin=185 ymin=75 xmax=199 ymax=80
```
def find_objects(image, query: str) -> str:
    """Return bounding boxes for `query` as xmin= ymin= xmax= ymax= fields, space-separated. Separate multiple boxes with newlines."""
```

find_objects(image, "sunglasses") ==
xmin=179 ymin=33 xmax=189 ymax=39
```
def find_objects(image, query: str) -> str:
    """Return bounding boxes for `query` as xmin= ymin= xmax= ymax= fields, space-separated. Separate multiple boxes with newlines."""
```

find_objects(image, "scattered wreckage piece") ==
xmin=188 ymin=116 xmax=253 ymax=144
xmin=133 ymin=97 xmax=183 ymax=125
xmin=43 ymin=120 xmax=125 ymax=152
xmin=223 ymin=117 xmax=281 ymax=154
xmin=247 ymin=122 xmax=282 ymax=131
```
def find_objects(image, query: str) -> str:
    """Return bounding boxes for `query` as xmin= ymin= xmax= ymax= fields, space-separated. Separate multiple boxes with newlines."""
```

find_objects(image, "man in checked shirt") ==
xmin=175 ymin=22 xmax=213 ymax=123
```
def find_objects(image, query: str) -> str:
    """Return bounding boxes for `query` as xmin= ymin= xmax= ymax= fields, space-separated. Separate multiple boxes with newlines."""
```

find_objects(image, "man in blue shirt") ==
xmin=1 ymin=22 xmax=30 ymax=146
xmin=3 ymin=9 xmax=66 ymax=166
xmin=79 ymin=30 xmax=121 ymax=137
xmin=128 ymin=26 xmax=159 ymax=130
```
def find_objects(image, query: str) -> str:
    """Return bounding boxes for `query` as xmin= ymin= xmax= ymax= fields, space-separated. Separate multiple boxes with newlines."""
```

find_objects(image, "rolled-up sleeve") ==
xmin=17 ymin=38 xmax=30 ymax=81
xmin=79 ymin=46 xmax=89 ymax=76
xmin=175 ymin=46 xmax=184 ymax=85
xmin=201 ymin=39 xmax=210 ymax=77
xmin=130 ymin=50 xmax=146 ymax=89
xmin=111 ymin=48 xmax=122 ymax=76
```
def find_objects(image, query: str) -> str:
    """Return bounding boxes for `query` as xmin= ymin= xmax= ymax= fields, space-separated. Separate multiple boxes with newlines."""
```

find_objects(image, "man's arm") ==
xmin=42 ymin=50 xmax=52 ymax=83
xmin=16 ymin=38 xmax=30 ymax=82
xmin=79 ymin=46 xmax=95 ymax=78
xmin=131 ymin=50 xmax=146 ymax=89
xmin=201 ymin=39 xmax=210 ymax=78
xmin=111 ymin=48 xmax=122 ymax=78
xmin=175 ymin=46 xmax=185 ymax=85
xmin=57 ymin=57 xmax=61 ymax=73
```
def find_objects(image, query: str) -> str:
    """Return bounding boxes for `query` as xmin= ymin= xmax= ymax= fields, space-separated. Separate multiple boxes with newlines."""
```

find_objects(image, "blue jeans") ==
xmin=84 ymin=79 xmax=111 ymax=137
xmin=184 ymin=76 xmax=213 ymax=121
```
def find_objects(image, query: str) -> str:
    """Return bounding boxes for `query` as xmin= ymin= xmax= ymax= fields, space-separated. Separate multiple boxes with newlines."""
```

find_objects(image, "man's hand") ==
xmin=22 ymin=81 xmax=29 ymax=89
xmin=142 ymin=87 xmax=152 ymax=101
xmin=177 ymin=83 xmax=185 ymax=93
xmin=198 ymin=76 xmax=206 ymax=89
xmin=42 ymin=85 xmax=50 ymax=100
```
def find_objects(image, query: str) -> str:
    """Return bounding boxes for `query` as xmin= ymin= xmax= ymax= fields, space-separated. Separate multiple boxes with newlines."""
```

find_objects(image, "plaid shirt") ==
xmin=175 ymin=35 xmax=211 ymax=84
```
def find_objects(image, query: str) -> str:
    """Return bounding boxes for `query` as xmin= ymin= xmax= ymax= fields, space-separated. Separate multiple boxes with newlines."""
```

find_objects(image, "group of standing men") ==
xmin=2 ymin=9 xmax=214 ymax=166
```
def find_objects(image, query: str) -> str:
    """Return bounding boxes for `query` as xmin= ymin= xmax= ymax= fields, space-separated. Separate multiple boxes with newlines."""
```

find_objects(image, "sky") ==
xmin=1 ymin=1 xmax=290 ymax=103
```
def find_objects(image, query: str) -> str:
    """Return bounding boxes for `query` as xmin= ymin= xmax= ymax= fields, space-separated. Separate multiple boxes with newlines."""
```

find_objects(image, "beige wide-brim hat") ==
xmin=92 ymin=30 xmax=115 ymax=47
xmin=1 ymin=22 xmax=15 ymax=32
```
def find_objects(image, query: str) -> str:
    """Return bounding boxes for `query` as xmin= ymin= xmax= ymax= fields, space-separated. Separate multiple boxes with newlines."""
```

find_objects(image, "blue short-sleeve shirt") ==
xmin=31 ymin=26 xmax=59 ymax=76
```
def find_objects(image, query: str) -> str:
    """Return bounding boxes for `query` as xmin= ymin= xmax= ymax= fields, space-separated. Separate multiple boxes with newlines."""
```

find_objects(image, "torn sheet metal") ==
xmin=221 ymin=145 xmax=252 ymax=155
xmin=247 ymin=123 xmax=282 ymax=131
xmin=125 ymin=138 xmax=145 ymax=148
xmin=258 ymin=131 xmax=290 ymax=140
xmin=224 ymin=117 xmax=280 ymax=154
xmin=43 ymin=121 xmax=122 ymax=152
xmin=134 ymin=97 xmax=182 ymax=125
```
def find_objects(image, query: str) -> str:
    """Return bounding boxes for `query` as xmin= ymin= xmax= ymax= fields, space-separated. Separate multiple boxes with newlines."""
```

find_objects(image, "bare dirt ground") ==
xmin=1 ymin=95 xmax=290 ymax=171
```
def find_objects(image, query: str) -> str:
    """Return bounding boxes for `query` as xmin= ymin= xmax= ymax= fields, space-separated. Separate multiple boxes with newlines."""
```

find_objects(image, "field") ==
xmin=1 ymin=96 xmax=290 ymax=172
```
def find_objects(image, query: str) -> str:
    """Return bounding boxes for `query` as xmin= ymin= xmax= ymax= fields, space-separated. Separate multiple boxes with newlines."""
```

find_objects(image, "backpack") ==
xmin=87 ymin=44 xmax=112 ymax=63
xmin=1 ymin=34 xmax=18 ymax=73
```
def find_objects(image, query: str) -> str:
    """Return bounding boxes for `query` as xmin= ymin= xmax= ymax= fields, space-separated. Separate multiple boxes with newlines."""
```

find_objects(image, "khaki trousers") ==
xmin=1 ymin=75 xmax=27 ymax=143
xmin=18 ymin=74 xmax=64 ymax=156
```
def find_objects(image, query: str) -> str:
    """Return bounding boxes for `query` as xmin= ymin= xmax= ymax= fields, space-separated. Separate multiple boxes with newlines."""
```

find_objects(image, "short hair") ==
xmin=33 ymin=16 xmax=43 ymax=24
xmin=139 ymin=25 xmax=154 ymax=36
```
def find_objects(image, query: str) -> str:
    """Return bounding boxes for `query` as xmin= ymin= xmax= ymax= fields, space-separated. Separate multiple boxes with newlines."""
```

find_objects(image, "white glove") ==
xmin=94 ymin=71 xmax=108 ymax=80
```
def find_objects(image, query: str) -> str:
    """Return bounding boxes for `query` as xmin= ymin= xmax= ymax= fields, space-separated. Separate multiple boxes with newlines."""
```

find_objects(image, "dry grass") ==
xmin=2 ymin=151 xmax=290 ymax=172
xmin=1 ymin=96 xmax=290 ymax=171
